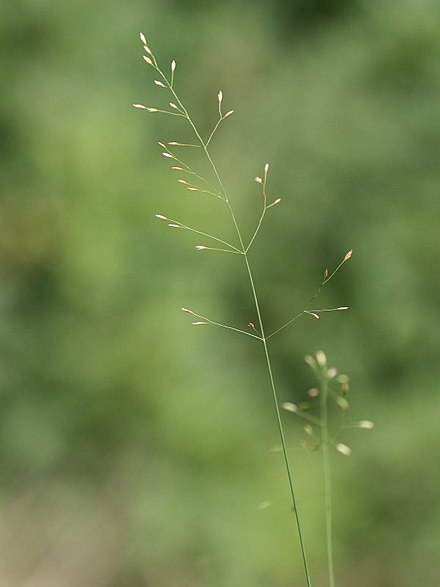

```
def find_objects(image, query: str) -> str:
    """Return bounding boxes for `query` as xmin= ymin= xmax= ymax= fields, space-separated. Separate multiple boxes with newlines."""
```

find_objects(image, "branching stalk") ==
xmin=133 ymin=40 xmax=366 ymax=587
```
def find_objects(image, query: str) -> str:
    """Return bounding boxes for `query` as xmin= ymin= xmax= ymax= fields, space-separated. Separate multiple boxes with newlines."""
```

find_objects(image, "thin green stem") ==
xmin=197 ymin=108 xmax=313 ymax=587
xmin=321 ymin=378 xmax=335 ymax=587
xmin=148 ymin=55 xmax=313 ymax=586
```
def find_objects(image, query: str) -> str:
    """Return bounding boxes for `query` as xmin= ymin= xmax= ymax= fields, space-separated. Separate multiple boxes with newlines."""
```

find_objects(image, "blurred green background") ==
xmin=1 ymin=0 xmax=439 ymax=585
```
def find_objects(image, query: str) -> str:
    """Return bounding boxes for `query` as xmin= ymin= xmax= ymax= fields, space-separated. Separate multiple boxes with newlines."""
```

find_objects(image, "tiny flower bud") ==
xmin=336 ymin=396 xmax=349 ymax=410
xmin=224 ymin=110 xmax=234 ymax=118
xmin=336 ymin=443 xmax=351 ymax=456
xmin=171 ymin=60 xmax=176 ymax=72
xmin=307 ymin=312 xmax=320 ymax=320
xmin=195 ymin=245 xmax=207 ymax=250
xmin=143 ymin=56 xmax=153 ymax=65
xmin=147 ymin=107 xmax=159 ymax=112
xmin=155 ymin=214 xmax=167 ymax=220
xmin=255 ymin=177 xmax=263 ymax=184
xmin=133 ymin=103 xmax=147 ymax=109
xmin=257 ymin=501 xmax=272 ymax=510
xmin=357 ymin=420 xmax=374 ymax=429
xmin=316 ymin=350 xmax=327 ymax=367
xmin=282 ymin=402 xmax=298 ymax=413
xmin=140 ymin=32 xmax=147 ymax=45
xmin=218 ymin=90 xmax=223 ymax=103
xmin=154 ymin=80 xmax=166 ymax=87
xmin=343 ymin=249 xmax=353 ymax=262
xmin=304 ymin=355 xmax=316 ymax=368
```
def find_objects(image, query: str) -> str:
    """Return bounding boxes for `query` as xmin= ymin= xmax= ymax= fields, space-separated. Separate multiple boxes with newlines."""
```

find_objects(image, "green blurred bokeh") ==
xmin=1 ymin=0 xmax=439 ymax=585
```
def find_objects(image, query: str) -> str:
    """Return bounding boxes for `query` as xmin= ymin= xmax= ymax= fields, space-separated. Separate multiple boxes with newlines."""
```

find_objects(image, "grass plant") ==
xmin=134 ymin=34 xmax=373 ymax=587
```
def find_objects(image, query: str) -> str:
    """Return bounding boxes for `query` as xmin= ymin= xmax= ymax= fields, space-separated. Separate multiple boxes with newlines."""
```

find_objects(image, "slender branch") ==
xmin=196 ymin=246 xmax=243 ymax=255
xmin=182 ymin=308 xmax=262 ymax=340
xmin=246 ymin=174 xmax=268 ymax=253
xmin=156 ymin=215 xmax=242 ymax=253
xmin=266 ymin=311 xmax=305 ymax=340
xmin=206 ymin=117 xmax=223 ymax=147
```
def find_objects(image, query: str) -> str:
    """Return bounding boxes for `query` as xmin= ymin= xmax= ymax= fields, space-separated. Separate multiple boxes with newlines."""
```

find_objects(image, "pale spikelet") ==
xmin=154 ymin=80 xmax=166 ymax=88
xmin=306 ymin=311 xmax=320 ymax=320
xmin=272 ymin=198 xmax=281 ymax=206
xmin=168 ymin=223 xmax=181 ymax=228
xmin=133 ymin=103 xmax=148 ymax=109
xmin=171 ymin=166 xmax=183 ymax=171
xmin=195 ymin=245 xmax=207 ymax=250
xmin=257 ymin=501 xmax=272 ymax=510
xmin=168 ymin=142 xmax=195 ymax=147
xmin=218 ymin=90 xmax=223 ymax=104
xmin=171 ymin=60 xmax=176 ymax=72
xmin=357 ymin=420 xmax=374 ymax=429
xmin=162 ymin=152 xmax=173 ymax=158
xmin=304 ymin=425 xmax=314 ymax=436
xmin=336 ymin=443 xmax=351 ymax=456
xmin=282 ymin=402 xmax=298 ymax=413
xmin=155 ymin=214 xmax=168 ymax=220
xmin=307 ymin=388 xmax=319 ymax=398
xmin=139 ymin=32 xmax=147 ymax=45
xmin=264 ymin=163 xmax=269 ymax=174
xmin=147 ymin=107 xmax=159 ymax=112
xmin=316 ymin=350 xmax=327 ymax=367
xmin=337 ymin=306 xmax=349 ymax=310
xmin=343 ymin=249 xmax=353 ymax=262
xmin=192 ymin=321 xmax=209 ymax=326
xmin=181 ymin=307 xmax=195 ymax=315
xmin=304 ymin=355 xmax=316 ymax=368
xmin=143 ymin=56 xmax=153 ymax=65
xmin=169 ymin=103 xmax=179 ymax=110
xmin=255 ymin=177 xmax=263 ymax=184
xmin=187 ymin=187 xmax=199 ymax=192
xmin=336 ymin=396 xmax=349 ymax=410
xmin=178 ymin=179 xmax=189 ymax=185
xmin=327 ymin=367 xmax=337 ymax=379
xmin=224 ymin=110 xmax=234 ymax=118
xmin=143 ymin=45 xmax=152 ymax=55
xmin=324 ymin=267 xmax=329 ymax=279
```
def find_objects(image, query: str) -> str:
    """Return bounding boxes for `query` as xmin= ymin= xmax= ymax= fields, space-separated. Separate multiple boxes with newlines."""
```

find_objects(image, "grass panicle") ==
xmin=134 ymin=33 xmax=368 ymax=587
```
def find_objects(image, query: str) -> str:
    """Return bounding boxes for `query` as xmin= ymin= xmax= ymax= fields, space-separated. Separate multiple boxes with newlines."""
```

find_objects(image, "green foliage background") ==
xmin=0 ymin=0 xmax=439 ymax=585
